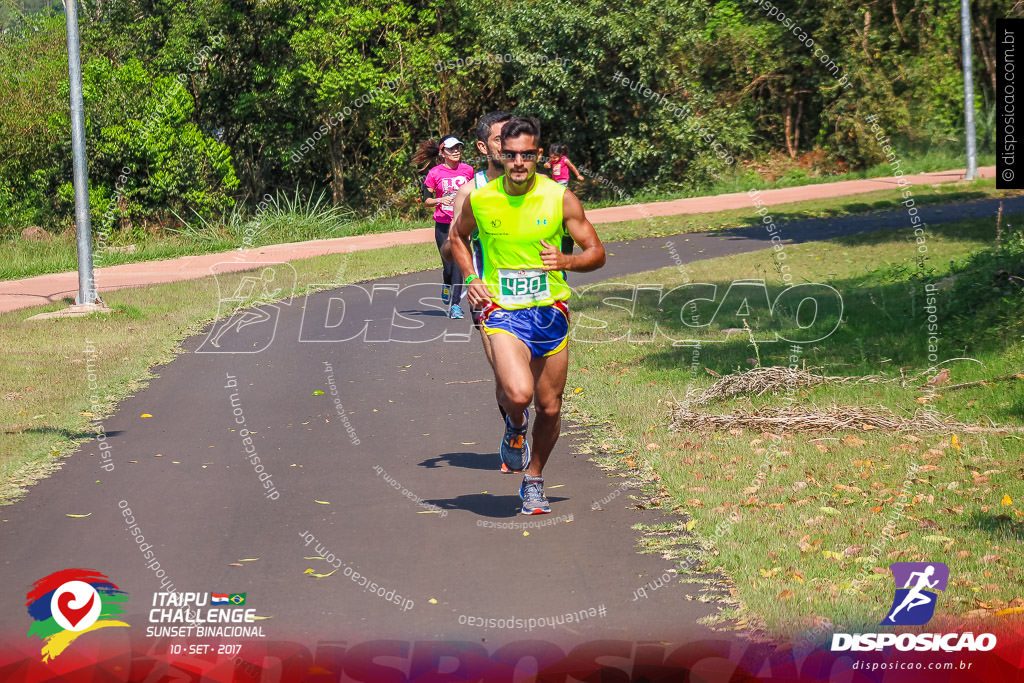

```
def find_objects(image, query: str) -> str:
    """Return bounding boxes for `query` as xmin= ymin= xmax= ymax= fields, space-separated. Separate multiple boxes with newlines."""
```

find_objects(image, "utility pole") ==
xmin=960 ymin=0 xmax=979 ymax=180
xmin=65 ymin=0 xmax=101 ymax=307
xmin=30 ymin=0 xmax=111 ymax=320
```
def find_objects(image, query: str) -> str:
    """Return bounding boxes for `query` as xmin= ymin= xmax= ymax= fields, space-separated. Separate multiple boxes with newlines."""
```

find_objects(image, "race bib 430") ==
xmin=498 ymin=269 xmax=550 ymax=305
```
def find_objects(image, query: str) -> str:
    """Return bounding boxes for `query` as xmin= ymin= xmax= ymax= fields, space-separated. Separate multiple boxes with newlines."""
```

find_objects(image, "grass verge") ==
xmin=560 ymin=212 xmax=1024 ymax=642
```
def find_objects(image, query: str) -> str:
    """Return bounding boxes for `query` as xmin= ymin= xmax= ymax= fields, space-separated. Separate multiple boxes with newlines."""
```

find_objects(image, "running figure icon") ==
xmin=886 ymin=564 xmax=940 ymax=622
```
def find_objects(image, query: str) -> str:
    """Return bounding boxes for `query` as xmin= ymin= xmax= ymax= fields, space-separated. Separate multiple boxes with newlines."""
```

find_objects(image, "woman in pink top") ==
xmin=544 ymin=143 xmax=583 ymax=187
xmin=415 ymin=136 xmax=474 ymax=318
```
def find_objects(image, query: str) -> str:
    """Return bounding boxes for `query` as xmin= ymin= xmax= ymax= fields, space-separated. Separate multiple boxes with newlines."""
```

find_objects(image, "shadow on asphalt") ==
xmin=5 ymin=426 xmax=121 ymax=440
xmin=397 ymin=308 xmax=448 ymax=317
xmin=422 ymin=492 xmax=569 ymax=518
xmin=418 ymin=451 xmax=499 ymax=470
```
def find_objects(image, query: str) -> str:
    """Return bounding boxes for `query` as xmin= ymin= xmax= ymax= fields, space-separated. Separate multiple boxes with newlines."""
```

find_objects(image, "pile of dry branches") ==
xmin=687 ymin=366 xmax=892 ymax=407
xmin=669 ymin=404 xmax=976 ymax=433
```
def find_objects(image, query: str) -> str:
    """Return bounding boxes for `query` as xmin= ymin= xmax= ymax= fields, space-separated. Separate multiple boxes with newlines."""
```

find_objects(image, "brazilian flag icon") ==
xmin=229 ymin=593 xmax=246 ymax=605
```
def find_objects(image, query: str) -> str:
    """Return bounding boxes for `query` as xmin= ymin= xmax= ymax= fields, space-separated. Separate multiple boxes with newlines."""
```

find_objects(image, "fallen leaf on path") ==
xmin=312 ymin=390 xmax=324 ymax=395
xmin=66 ymin=513 xmax=92 ymax=518
xmin=141 ymin=413 xmax=152 ymax=418
xmin=314 ymin=500 xmax=330 ymax=504
xmin=239 ymin=558 xmax=259 ymax=562
xmin=251 ymin=616 xmax=273 ymax=620
xmin=228 ymin=563 xmax=243 ymax=567
xmin=429 ymin=598 xmax=438 ymax=604
xmin=306 ymin=568 xmax=337 ymax=578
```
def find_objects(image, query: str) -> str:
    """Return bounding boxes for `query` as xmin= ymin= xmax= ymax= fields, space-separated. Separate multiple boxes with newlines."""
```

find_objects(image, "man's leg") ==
xmin=525 ymin=346 xmax=568 ymax=477
xmin=488 ymin=332 xmax=534 ymax=427
xmin=434 ymin=223 xmax=453 ymax=302
xmin=478 ymin=327 xmax=507 ymax=419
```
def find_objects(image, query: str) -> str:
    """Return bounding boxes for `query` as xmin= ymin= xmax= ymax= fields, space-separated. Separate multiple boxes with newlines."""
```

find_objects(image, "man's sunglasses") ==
xmin=499 ymin=149 xmax=539 ymax=161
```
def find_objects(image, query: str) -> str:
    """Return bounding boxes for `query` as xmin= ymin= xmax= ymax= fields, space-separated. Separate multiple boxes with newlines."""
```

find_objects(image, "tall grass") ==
xmin=171 ymin=188 xmax=356 ymax=245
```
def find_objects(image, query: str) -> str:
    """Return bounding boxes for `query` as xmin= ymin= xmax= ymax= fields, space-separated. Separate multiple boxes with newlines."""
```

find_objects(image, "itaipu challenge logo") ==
xmin=25 ymin=569 xmax=130 ymax=662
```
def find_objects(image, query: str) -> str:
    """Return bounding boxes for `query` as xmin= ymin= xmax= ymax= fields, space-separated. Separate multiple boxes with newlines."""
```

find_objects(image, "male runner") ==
xmin=450 ymin=116 xmax=606 ymax=514
xmin=440 ymin=111 xmax=514 ymax=439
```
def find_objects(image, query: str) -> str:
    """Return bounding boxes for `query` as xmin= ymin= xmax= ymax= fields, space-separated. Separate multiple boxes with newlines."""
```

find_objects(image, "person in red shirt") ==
xmin=414 ymin=136 xmax=474 ymax=318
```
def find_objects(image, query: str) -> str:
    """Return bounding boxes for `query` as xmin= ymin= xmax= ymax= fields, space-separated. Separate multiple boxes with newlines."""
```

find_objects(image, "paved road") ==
xmin=0 ymin=196 xmax=1016 ymax=678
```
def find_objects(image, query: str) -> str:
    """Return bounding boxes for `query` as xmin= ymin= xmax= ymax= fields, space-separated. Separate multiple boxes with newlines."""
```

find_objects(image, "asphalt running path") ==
xmin=0 ymin=167 xmax=994 ymax=314
xmin=0 ymin=195 xmax=1017 ymax=674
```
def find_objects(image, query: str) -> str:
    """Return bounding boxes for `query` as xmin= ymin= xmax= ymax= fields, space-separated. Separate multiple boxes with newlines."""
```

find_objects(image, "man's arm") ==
xmin=540 ymin=191 xmax=605 ymax=273
xmin=451 ymin=193 xmax=495 ymax=306
xmin=441 ymin=181 xmax=475 ymax=263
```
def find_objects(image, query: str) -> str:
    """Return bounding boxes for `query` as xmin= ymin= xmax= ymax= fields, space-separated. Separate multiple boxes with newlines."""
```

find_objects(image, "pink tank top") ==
xmin=424 ymin=163 xmax=473 ymax=223
xmin=551 ymin=156 xmax=570 ymax=182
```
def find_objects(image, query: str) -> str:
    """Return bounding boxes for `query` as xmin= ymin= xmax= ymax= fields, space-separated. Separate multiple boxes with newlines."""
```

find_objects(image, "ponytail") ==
xmin=413 ymin=138 xmax=441 ymax=169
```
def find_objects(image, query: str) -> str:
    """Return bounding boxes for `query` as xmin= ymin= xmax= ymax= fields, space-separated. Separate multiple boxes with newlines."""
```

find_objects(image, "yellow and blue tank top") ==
xmin=470 ymin=174 xmax=570 ymax=310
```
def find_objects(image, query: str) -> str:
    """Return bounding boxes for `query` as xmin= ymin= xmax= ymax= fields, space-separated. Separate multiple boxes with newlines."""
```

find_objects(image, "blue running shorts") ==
xmin=480 ymin=301 xmax=569 ymax=359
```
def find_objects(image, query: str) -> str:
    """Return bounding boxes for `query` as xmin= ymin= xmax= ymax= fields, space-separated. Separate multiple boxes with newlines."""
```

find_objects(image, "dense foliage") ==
xmin=0 ymin=0 xmax=1010 ymax=237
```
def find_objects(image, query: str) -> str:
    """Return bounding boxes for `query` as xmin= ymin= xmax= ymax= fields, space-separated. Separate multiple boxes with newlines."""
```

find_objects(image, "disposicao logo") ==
xmin=831 ymin=562 xmax=996 ymax=653
xmin=883 ymin=562 xmax=948 ymax=626
xmin=26 ymin=569 xmax=130 ymax=661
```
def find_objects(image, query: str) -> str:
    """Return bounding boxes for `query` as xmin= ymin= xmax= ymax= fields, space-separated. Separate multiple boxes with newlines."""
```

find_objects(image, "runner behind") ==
xmin=440 ymin=111 xmax=514 ymax=433
xmin=415 ymin=136 xmax=473 ymax=318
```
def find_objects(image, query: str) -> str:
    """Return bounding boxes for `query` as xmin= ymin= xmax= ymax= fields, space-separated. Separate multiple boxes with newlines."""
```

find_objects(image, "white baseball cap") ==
xmin=441 ymin=137 xmax=464 ymax=149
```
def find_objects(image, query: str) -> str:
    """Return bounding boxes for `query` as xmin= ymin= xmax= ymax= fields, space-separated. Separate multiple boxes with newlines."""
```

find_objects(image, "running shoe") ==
xmin=441 ymin=284 xmax=451 ymax=305
xmin=520 ymin=475 xmax=551 ymax=515
xmin=449 ymin=303 xmax=464 ymax=319
xmin=499 ymin=409 xmax=530 ymax=473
